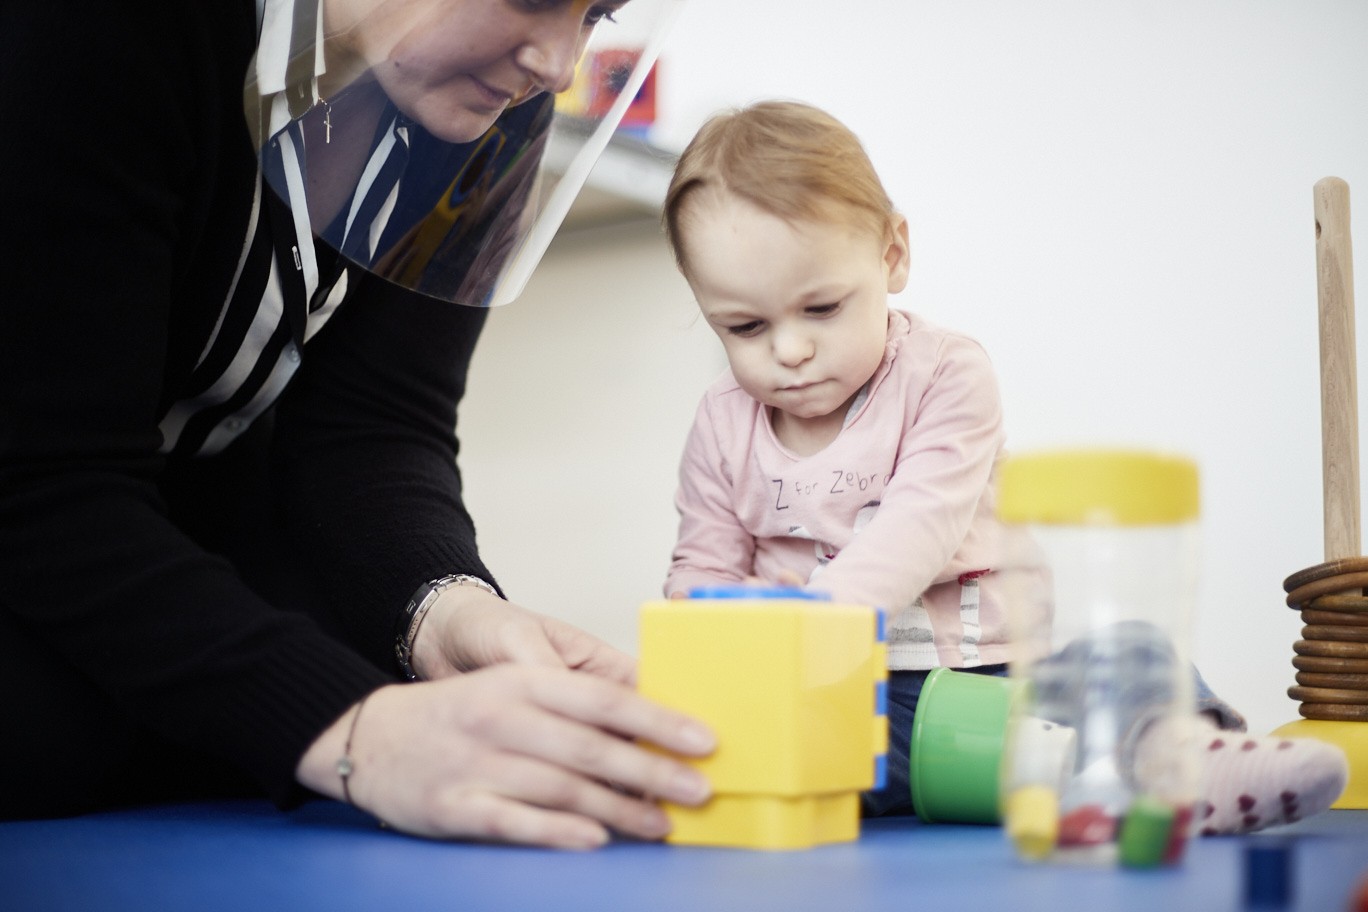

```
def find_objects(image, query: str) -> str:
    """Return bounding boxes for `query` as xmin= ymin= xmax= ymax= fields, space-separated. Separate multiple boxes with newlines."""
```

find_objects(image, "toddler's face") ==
xmin=682 ymin=192 xmax=908 ymax=430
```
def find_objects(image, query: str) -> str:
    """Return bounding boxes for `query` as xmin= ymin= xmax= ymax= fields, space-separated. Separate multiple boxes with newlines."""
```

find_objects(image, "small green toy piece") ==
xmin=1118 ymin=796 xmax=1178 ymax=868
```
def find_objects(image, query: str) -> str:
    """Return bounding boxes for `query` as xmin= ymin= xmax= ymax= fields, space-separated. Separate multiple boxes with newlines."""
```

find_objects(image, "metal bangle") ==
xmin=393 ymin=574 xmax=499 ymax=680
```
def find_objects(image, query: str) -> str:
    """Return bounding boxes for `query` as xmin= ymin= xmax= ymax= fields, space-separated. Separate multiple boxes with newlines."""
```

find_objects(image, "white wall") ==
xmin=459 ymin=220 xmax=724 ymax=655
xmin=462 ymin=1 xmax=1368 ymax=737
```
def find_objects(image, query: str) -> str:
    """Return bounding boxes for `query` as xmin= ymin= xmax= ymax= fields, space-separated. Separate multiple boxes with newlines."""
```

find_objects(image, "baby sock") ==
xmin=1190 ymin=724 xmax=1348 ymax=835
xmin=1133 ymin=715 xmax=1348 ymax=835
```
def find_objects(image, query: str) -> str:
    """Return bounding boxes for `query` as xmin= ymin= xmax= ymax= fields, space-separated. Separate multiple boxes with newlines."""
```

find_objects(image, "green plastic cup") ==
xmin=908 ymin=668 xmax=1019 ymax=824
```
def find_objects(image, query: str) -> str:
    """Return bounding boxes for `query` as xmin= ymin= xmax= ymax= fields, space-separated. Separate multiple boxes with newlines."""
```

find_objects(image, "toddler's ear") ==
xmin=884 ymin=215 xmax=911 ymax=294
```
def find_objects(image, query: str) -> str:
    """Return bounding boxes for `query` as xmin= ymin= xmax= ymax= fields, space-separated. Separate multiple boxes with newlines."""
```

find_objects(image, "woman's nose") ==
xmin=515 ymin=15 xmax=585 ymax=95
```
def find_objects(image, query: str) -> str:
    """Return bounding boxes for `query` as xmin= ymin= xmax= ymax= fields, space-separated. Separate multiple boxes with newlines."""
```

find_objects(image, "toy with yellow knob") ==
xmin=1274 ymin=177 xmax=1368 ymax=807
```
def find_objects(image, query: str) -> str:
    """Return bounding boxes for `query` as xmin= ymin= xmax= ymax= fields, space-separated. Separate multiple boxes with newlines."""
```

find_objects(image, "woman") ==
xmin=0 ymin=0 xmax=711 ymax=849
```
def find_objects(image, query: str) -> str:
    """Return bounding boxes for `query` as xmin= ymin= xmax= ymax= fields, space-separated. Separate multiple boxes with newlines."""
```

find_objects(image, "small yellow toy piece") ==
xmin=638 ymin=588 xmax=887 ymax=850
xmin=1005 ymin=785 xmax=1060 ymax=860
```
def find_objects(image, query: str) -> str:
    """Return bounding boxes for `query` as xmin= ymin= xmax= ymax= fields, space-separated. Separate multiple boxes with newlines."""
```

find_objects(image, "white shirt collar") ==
xmin=254 ymin=0 xmax=326 ymax=98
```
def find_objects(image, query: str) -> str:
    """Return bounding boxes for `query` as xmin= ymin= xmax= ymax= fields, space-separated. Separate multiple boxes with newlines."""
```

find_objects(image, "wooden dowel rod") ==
xmin=1316 ymin=176 xmax=1360 ymax=560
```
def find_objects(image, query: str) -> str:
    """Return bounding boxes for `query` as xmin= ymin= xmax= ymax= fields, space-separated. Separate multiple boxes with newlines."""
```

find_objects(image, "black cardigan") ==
xmin=0 ymin=2 xmax=498 ymax=803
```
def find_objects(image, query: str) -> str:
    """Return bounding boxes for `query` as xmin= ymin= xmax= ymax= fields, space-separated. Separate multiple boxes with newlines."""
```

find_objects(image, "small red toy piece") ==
xmin=1058 ymin=804 xmax=1116 ymax=846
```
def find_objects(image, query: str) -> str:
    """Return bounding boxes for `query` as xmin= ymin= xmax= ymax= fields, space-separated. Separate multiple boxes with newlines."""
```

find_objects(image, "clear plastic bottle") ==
xmin=996 ymin=450 xmax=1200 ymax=867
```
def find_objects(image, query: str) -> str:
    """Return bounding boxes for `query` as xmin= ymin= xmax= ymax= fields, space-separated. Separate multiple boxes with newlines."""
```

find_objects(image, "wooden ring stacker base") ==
xmin=1300 ymin=702 xmax=1368 ymax=722
xmin=1284 ymin=556 xmax=1368 ymax=592
xmin=1303 ymin=624 xmax=1368 ymax=643
xmin=1293 ymin=654 xmax=1368 ymax=673
xmin=1302 ymin=609 xmax=1368 ymax=627
xmin=1288 ymin=684 xmax=1368 ymax=704
xmin=1305 ymin=594 xmax=1368 ymax=613
xmin=1285 ymin=571 xmax=1368 ymax=607
xmin=1294 ymin=638 xmax=1368 ymax=658
xmin=1296 ymin=671 xmax=1368 ymax=689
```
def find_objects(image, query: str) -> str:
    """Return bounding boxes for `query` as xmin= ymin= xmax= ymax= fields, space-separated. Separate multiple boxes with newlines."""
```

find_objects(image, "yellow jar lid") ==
xmin=997 ymin=450 xmax=1199 ymax=525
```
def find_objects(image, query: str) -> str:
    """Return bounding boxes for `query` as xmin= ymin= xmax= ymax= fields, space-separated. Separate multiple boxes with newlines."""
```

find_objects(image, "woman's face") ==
xmin=343 ymin=0 xmax=626 ymax=143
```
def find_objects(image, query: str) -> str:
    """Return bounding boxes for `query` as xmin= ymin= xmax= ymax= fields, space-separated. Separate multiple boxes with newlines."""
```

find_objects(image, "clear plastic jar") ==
xmin=997 ymin=450 xmax=1200 ymax=867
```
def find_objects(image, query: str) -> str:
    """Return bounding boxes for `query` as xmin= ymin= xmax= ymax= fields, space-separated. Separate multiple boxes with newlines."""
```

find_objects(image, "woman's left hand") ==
xmin=411 ymin=585 xmax=635 ymax=684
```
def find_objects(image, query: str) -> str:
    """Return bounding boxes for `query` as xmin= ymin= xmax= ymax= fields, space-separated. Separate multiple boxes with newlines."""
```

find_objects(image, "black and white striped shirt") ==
xmin=158 ymin=0 xmax=407 ymax=457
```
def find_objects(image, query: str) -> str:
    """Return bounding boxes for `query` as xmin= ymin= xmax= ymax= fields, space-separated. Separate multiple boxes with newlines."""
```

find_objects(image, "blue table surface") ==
xmin=2 ymin=801 xmax=1366 ymax=912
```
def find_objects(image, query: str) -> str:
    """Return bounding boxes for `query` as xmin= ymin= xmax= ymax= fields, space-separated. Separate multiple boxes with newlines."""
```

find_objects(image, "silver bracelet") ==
xmin=393 ymin=574 xmax=499 ymax=680
xmin=336 ymin=690 xmax=372 ymax=806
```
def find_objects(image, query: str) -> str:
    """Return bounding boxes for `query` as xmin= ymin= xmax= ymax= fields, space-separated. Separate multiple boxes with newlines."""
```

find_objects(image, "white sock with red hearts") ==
xmin=1190 ymin=725 xmax=1348 ymax=835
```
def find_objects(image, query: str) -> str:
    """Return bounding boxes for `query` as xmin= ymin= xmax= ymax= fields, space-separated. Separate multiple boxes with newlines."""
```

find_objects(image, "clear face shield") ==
xmin=245 ymin=0 xmax=684 ymax=307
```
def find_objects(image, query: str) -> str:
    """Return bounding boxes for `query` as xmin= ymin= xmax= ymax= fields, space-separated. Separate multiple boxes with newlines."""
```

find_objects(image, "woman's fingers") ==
xmin=539 ymin=614 xmax=638 ymax=685
xmin=330 ymin=666 xmax=715 ymax=847
xmin=420 ymin=590 xmax=636 ymax=683
xmin=431 ymin=751 xmax=673 ymax=844
xmin=524 ymin=664 xmax=715 ymax=757
xmin=469 ymin=687 xmax=711 ymax=810
xmin=414 ymin=783 xmax=612 ymax=849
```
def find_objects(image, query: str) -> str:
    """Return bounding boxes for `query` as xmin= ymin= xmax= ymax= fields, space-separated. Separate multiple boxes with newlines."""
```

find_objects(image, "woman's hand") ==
xmin=410 ymin=584 xmax=635 ymax=683
xmin=296 ymin=669 xmax=715 ymax=848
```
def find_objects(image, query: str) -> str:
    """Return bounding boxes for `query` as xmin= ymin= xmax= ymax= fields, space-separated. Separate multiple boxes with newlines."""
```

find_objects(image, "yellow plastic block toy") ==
xmin=638 ymin=588 xmax=887 ymax=850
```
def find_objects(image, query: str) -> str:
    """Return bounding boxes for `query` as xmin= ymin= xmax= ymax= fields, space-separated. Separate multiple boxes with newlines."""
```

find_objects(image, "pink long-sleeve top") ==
xmin=665 ymin=309 xmax=1031 ymax=670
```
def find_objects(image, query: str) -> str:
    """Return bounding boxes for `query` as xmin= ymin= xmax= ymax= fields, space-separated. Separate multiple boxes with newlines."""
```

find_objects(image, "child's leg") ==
xmin=1132 ymin=670 xmax=1348 ymax=835
xmin=1192 ymin=665 xmax=1247 ymax=732
xmin=861 ymin=670 xmax=923 ymax=818
xmin=1189 ymin=719 xmax=1347 ymax=835
xmin=862 ymin=665 xmax=1009 ymax=818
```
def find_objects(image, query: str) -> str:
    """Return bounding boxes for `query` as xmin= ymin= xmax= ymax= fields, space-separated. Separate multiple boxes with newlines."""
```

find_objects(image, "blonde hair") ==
xmin=663 ymin=101 xmax=896 ymax=275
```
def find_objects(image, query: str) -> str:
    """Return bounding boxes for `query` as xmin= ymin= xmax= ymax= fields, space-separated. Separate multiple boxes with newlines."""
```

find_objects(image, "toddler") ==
xmin=659 ymin=100 xmax=1345 ymax=834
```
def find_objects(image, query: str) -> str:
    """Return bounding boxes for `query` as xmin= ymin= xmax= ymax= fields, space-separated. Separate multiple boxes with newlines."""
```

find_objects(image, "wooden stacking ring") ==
xmin=1292 ymin=654 xmax=1368 ymax=673
xmin=1284 ymin=557 xmax=1368 ymax=592
xmin=1294 ymin=638 xmax=1368 ymax=658
xmin=1302 ymin=624 xmax=1368 ymax=643
xmin=1288 ymin=685 xmax=1368 ymax=704
xmin=1302 ymin=609 xmax=1368 ymax=627
xmin=1286 ymin=572 xmax=1368 ymax=607
xmin=1296 ymin=671 xmax=1368 ymax=689
xmin=1299 ymin=702 xmax=1368 ymax=722
xmin=1305 ymin=594 xmax=1368 ymax=613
